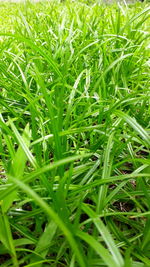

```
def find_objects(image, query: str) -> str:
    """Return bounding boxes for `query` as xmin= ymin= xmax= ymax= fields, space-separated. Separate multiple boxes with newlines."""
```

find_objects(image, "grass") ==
xmin=0 ymin=0 xmax=150 ymax=266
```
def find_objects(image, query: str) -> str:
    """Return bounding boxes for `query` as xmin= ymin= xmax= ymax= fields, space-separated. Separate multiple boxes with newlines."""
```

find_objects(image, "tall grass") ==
xmin=0 ymin=0 xmax=150 ymax=266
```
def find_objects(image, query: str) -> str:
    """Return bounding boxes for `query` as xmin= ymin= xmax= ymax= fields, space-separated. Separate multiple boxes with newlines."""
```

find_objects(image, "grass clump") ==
xmin=0 ymin=0 xmax=150 ymax=266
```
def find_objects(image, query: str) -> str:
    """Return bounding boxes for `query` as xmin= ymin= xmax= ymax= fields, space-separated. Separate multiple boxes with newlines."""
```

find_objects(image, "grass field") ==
xmin=0 ymin=0 xmax=150 ymax=266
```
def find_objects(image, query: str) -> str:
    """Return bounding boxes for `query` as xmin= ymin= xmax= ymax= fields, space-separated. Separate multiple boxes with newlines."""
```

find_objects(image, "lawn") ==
xmin=0 ymin=0 xmax=150 ymax=266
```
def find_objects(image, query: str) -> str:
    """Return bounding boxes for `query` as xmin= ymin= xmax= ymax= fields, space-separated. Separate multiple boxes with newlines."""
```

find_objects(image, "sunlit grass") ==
xmin=0 ymin=0 xmax=150 ymax=266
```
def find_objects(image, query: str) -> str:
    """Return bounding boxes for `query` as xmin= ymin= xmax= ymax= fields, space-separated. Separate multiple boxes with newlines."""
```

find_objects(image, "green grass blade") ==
xmin=82 ymin=204 xmax=124 ymax=267
xmin=6 ymin=177 xmax=86 ymax=267
xmin=77 ymin=230 xmax=117 ymax=267
xmin=115 ymin=111 xmax=150 ymax=146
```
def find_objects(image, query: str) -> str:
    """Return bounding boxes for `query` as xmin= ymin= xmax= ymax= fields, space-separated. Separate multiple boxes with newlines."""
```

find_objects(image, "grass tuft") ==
xmin=0 ymin=0 xmax=150 ymax=266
